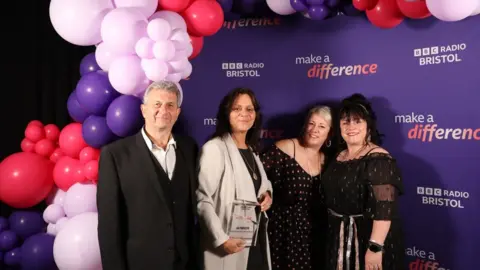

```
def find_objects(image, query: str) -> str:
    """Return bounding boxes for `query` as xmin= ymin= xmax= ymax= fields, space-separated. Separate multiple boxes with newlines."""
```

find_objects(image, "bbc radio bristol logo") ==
xmin=221 ymin=62 xmax=264 ymax=78
xmin=417 ymin=186 xmax=469 ymax=208
xmin=413 ymin=43 xmax=466 ymax=66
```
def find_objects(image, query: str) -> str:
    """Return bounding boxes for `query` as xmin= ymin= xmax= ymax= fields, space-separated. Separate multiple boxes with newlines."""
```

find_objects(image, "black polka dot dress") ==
xmin=261 ymin=144 xmax=325 ymax=270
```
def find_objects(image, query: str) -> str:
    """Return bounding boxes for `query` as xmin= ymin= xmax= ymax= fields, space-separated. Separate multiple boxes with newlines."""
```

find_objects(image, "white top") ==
xmin=141 ymin=127 xmax=176 ymax=180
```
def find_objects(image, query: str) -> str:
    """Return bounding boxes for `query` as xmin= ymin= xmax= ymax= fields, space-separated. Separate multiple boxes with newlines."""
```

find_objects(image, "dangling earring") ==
xmin=325 ymin=139 xmax=331 ymax=147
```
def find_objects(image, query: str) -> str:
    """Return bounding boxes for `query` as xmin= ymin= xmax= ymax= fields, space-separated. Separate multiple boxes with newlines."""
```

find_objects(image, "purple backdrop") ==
xmin=181 ymin=13 xmax=480 ymax=270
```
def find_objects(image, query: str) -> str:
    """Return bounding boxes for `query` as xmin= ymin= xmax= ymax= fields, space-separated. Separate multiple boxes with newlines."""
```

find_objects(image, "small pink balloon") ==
xmin=46 ymin=187 xmax=66 ymax=206
xmin=153 ymin=40 xmax=175 ymax=61
xmin=44 ymin=124 xmax=60 ymax=141
xmin=21 ymin=138 xmax=35 ymax=152
xmin=43 ymin=204 xmax=66 ymax=224
xmin=35 ymin=139 xmax=56 ymax=157
xmin=95 ymin=42 xmax=126 ymax=71
xmin=50 ymin=148 xmax=65 ymax=163
xmin=79 ymin=147 xmax=100 ymax=164
xmin=47 ymin=223 xmax=57 ymax=235
xmin=56 ymin=217 xmax=69 ymax=233
xmin=168 ymin=58 xmax=189 ymax=73
xmin=84 ymin=160 xmax=99 ymax=182
xmin=181 ymin=61 xmax=192 ymax=79
xmin=113 ymin=0 xmax=158 ymax=18
xmin=144 ymin=59 xmax=169 ymax=81
xmin=149 ymin=10 xmax=187 ymax=30
xmin=147 ymin=18 xmax=172 ymax=41
xmin=25 ymin=124 xmax=46 ymax=143
xmin=135 ymin=37 xmax=155 ymax=58
xmin=165 ymin=73 xmax=182 ymax=83
xmin=63 ymin=183 xmax=98 ymax=218
xmin=170 ymin=29 xmax=190 ymax=46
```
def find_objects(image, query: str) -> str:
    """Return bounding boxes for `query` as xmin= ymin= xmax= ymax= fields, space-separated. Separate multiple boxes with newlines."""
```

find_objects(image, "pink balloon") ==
xmin=43 ymin=204 xmax=66 ymax=224
xmin=153 ymin=40 xmax=176 ymax=61
xmin=79 ymin=147 xmax=100 ymax=164
xmin=59 ymin=123 xmax=87 ymax=158
xmin=53 ymin=212 xmax=102 ymax=270
xmin=25 ymin=124 xmax=45 ymax=143
xmin=100 ymin=7 xmax=148 ymax=53
xmin=55 ymin=217 xmax=69 ymax=233
xmin=113 ymin=0 xmax=158 ymax=18
xmin=147 ymin=18 xmax=172 ymax=41
xmin=35 ymin=139 xmax=56 ymax=157
xmin=266 ymin=0 xmax=296 ymax=15
xmin=95 ymin=42 xmax=126 ymax=71
xmin=108 ymin=55 xmax=150 ymax=95
xmin=49 ymin=0 xmax=114 ymax=46
xmin=84 ymin=160 xmax=99 ymax=182
xmin=135 ymin=37 xmax=155 ymax=58
xmin=44 ymin=124 xmax=60 ymax=141
xmin=168 ymin=58 xmax=189 ymax=73
xmin=144 ymin=59 xmax=169 ymax=81
xmin=181 ymin=61 xmax=192 ymax=79
xmin=50 ymin=148 xmax=65 ymax=163
xmin=53 ymin=156 xmax=86 ymax=191
xmin=165 ymin=73 xmax=182 ymax=83
xmin=149 ymin=10 xmax=187 ymax=30
xmin=426 ymin=0 xmax=477 ymax=21
xmin=47 ymin=223 xmax=57 ymax=235
xmin=21 ymin=138 xmax=35 ymax=152
xmin=63 ymin=183 xmax=98 ymax=218
xmin=170 ymin=29 xmax=190 ymax=47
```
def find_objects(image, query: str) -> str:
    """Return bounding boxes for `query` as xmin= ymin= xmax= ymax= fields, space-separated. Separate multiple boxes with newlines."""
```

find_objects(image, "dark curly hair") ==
xmin=210 ymin=87 xmax=263 ymax=152
xmin=336 ymin=93 xmax=384 ymax=150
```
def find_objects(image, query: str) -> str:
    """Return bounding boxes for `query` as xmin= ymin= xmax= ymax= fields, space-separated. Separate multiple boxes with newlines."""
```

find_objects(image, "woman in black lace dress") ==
xmin=321 ymin=94 xmax=404 ymax=270
xmin=261 ymin=105 xmax=332 ymax=270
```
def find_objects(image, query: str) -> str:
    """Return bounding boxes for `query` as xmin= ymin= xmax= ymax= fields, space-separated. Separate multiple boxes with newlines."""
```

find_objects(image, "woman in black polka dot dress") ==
xmin=261 ymin=106 xmax=333 ymax=270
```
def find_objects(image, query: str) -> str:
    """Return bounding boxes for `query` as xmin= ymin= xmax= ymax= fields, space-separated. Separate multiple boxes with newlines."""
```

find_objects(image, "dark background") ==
xmin=0 ymin=1 xmax=94 ymax=216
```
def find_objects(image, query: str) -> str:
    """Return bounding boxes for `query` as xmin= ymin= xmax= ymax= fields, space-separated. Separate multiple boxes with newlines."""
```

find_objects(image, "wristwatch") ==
xmin=368 ymin=240 xmax=384 ymax=253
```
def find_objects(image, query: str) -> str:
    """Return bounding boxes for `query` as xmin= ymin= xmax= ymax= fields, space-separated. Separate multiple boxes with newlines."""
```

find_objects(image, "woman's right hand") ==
xmin=222 ymin=238 xmax=246 ymax=254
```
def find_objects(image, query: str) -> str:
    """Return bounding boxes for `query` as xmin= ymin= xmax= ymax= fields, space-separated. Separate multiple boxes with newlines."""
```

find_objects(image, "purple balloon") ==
xmin=20 ymin=233 xmax=56 ymax=270
xmin=0 ymin=230 xmax=18 ymax=251
xmin=67 ymin=91 xmax=90 ymax=123
xmin=324 ymin=0 xmax=340 ymax=7
xmin=291 ymin=0 xmax=309 ymax=11
xmin=0 ymin=217 xmax=8 ymax=233
xmin=75 ymin=71 xmax=120 ymax=116
xmin=79 ymin=52 xmax=101 ymax=76
xmin=217 ymin=0 xmax=233 ymax=12
xmin=308 ymin=4 xmax=330 ymax=20
xmin=306 ymin=0 xmax=324 ymax=5
xmin=82 ymin=115 xmax=116 ymax=148
xmin=3 ymin=247 xmax=21 ymax=266
xmin=8 ymin=211 xmax=45 ymax=239
xmin=106 ymin=95 xmax=143 ymax=137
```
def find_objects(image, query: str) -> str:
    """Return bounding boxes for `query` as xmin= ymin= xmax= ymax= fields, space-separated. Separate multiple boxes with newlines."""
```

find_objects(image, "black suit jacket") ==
xmin=96 ymin=132 xmax=201 ymax=270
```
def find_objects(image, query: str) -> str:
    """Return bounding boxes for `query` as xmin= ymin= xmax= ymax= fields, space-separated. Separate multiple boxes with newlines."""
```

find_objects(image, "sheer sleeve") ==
xmin=364 ymin=153 xmax=404 ymax=220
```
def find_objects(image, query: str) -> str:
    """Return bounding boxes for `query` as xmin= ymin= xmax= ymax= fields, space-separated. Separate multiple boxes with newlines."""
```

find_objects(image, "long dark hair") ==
xmin=336 ymin=93 xmax=384 ymax=151
xmin=210 ymin=87 xmax=263 ymax=152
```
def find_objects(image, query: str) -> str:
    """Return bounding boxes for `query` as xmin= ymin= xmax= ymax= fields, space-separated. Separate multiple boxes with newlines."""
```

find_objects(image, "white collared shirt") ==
xmin=141 ymin=127 xmax=176 ymax=180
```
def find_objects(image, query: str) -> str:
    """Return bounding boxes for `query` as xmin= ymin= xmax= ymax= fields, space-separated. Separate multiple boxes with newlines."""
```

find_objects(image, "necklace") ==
xmin=239 ymin=149 xmax=258 ymax=180
xmin=303 ymin=146 xmax=321 ymax=178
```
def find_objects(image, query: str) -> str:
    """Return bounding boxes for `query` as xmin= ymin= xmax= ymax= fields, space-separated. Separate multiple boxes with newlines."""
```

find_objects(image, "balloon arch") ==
xmin=0 ymin=0 xmax=478 ymax=269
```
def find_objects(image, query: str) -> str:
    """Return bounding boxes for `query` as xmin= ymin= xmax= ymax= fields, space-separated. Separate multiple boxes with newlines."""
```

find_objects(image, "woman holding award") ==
xmin=196 ymin=87 xmax=273 ymax=270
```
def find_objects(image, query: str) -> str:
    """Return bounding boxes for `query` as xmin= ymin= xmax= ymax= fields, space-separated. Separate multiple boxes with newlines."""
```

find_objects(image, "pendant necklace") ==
xmin=240 ymin=150 xmax=258 ymax=180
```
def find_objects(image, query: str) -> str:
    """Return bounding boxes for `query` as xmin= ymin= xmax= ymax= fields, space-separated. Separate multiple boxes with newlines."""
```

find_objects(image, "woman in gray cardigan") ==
xmin=196 ymin=87 xmax=273 ymax=270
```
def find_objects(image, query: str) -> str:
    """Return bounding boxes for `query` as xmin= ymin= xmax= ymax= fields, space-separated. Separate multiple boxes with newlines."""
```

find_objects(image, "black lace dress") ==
xmin=320 ymin=152 xmax=405 ymax=270
xmin=261 ymin=143 xmax=326 ymax=270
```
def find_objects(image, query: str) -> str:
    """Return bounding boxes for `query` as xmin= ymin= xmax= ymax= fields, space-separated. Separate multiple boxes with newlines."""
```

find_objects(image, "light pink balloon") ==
xmin=47 ymin=223 xmax=57 ymax=235
xmin=49 ymin=0 xmax=114 ymax=46
xmin=170 ymin=29 xmax=190 ymax=47
xmin=426 ymin=0 xmax=477 ymax=21
xmin=144 ymin=59 xmax=169 ymax=81
xmin=46 ymin=187 xmax=66 ymax=206
xmin=43 ymin=204 xmax=66 ymax=224
xmin=153 ymin=40 xmax=176 ymax=61
xmin=53 ymin=212 xmax=102 ymax=270
xmin=95 ymin=42 xmax=126 ymax=71
xmin=147 ymin=18 xmax=172 ymax=41
xmin=135 ymin=37 xmax=155 ymax=58
xmin=113 ymin=0 xmax=158 ymax=18
xmin=149 ymin=10 xmax=187 ymax=30
xmin=168 ymin=58 xmax=189 ymax=73
xmin=63 ymin=183 xmax=97 ymax=218
xmin=165 ymin=73 xmax=182 ymax=83
xmin=101 ymin=7 xmax=148 ymax=53
xmin=109 ymin=55 xmax=150 ymax=95
xmin=471 ymin=2 xmax=480 ymax=15
xmin=56 ymin=217 xmax=69 ymax=233
xmin=181 ymin=62 xmax=192 ymax=79
xmin=266 ymin=0 xmax=296 ymax=15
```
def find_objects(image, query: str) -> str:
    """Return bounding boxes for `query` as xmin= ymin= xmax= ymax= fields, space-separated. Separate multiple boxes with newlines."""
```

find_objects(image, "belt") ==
xmin=328 ymin=209 xmax=363 ymax=270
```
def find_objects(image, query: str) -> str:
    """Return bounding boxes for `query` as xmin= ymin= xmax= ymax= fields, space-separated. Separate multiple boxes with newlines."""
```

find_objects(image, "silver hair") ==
xmin=309 ymin=105 xmax=332 ymax=126
xmin=142 ymin=81 xmax=183 ymax=107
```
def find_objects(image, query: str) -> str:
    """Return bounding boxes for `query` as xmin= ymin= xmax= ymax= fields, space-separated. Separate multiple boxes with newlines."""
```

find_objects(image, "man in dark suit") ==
xmin=97 ymin=80 xmax=200 ymax=270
